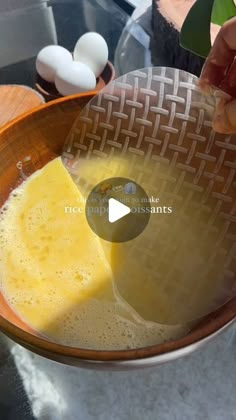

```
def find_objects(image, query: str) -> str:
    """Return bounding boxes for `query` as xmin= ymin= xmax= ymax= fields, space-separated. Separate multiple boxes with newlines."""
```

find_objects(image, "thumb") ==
xmin=213 ymin=98 xmax=236 ymax=134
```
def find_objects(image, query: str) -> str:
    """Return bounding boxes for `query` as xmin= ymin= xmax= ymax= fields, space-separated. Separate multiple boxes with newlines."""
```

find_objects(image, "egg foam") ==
xmin=0 ymin=157 xmax=187 ymax=350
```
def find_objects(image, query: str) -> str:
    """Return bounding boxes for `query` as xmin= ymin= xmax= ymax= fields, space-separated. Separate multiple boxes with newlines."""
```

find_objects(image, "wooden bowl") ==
xmin=35 ymin=61 xmax=115 ymax=102
xmin=0 ymin=90 xmax=235 ymax=369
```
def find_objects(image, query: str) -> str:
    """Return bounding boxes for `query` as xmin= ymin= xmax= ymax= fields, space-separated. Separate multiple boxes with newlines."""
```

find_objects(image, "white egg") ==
xmin=73 ymin=32 xmax=108 ymax=78
xmin=55 ymin=62 xmax=96 ymax=96
xmin=36 ymin=45 xmax=72 ymax=83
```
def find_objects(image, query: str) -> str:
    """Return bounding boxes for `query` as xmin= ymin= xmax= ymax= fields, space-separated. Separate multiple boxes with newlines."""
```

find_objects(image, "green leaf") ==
xmin=180 ymin=0 xmax=214 ymax=58
xmin=211 ymin=0 xmax=236 ymax=26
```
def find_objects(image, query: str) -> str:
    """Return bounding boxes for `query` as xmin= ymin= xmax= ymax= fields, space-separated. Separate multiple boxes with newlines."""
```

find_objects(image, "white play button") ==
xmin=108 ymin=198 xmax=131 ymax=223
xmin=85 ymin=177 xmax=151 ymax=242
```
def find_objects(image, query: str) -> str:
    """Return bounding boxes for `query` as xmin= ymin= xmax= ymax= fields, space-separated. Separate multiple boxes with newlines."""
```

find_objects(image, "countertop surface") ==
xmin=1 ymin=324 xmax=236 ymax=420
xmin=0 ymin=0 xmax=129 ymax=86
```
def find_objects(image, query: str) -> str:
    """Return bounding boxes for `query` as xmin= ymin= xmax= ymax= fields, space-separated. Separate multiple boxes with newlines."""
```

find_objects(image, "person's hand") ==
xmin=199 ymin=17 xmax=236 ymax=134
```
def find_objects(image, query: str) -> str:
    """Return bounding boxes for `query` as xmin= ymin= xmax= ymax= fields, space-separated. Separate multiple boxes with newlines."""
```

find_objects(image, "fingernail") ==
xmin=213 ymin=114 xmax=227 ymax=133
xmin=198 ymin=78 xmax=211 ymax=92
xmin=213 ymin=112 xmax=234 ymax=134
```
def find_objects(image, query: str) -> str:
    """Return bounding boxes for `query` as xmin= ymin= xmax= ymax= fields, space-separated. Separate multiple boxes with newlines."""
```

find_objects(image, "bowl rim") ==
xmin=0 ymin=94 xmax=235 ymax=363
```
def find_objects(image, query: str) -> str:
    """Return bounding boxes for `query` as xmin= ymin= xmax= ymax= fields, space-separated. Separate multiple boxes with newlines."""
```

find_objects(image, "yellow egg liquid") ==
xmin=0 ymin=157 xmax=186 ymax=350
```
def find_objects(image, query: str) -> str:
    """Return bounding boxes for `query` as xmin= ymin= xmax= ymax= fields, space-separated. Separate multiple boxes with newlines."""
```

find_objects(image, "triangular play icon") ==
xmin=108 ymin=198 xmax=131 ymax=223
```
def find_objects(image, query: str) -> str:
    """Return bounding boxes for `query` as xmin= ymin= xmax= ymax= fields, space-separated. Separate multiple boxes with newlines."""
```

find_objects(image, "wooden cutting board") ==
xmin=0 ymin=85 xmax=45 ymax=128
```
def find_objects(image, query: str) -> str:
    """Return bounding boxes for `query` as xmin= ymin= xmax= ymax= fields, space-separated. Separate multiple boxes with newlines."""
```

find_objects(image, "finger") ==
xmin=200 ymin=17 xmax=236 ymax=90
xmin=219 ymin=58 xmax=236 ymax=97
xmin=213 ymin=98 xmax=236 ymax=134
